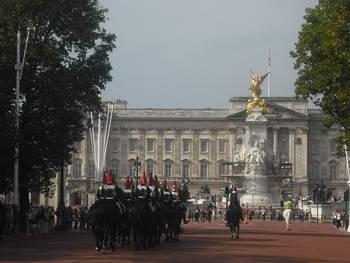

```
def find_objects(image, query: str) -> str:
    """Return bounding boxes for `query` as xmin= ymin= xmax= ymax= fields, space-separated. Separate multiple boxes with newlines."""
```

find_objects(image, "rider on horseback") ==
xmin=171 ymin=181 xmax=179 ymax=203
xmin=97 ymin=170 xmax=116 ymax=200
xmin=135 ymin=172 xmax=149 ymax=199
xmin=123 ymin=176 xmax=135 ymax=199
xmin=162 ymin=179 xmax=173 ymax=203
xmin=226 ymin=185 xmax=243 ymax=221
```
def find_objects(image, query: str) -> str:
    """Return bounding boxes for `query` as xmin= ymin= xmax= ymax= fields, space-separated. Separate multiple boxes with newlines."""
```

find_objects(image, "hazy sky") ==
xmin=99 ymin=0 xmax=317 ymax=108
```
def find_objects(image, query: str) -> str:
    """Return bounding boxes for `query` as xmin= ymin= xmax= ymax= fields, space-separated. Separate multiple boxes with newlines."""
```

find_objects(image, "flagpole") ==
xmin=268 ymin=48 xmax=271 ymax=97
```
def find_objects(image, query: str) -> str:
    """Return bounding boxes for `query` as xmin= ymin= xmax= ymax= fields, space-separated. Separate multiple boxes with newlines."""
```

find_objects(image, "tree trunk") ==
xmin=19 ymin=183 xmax=29 ymax=233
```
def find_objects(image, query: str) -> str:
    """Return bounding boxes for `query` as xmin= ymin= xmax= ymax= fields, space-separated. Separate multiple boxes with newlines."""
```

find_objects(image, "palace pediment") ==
xmin=226 ymin=102 xmax=308 ymax=120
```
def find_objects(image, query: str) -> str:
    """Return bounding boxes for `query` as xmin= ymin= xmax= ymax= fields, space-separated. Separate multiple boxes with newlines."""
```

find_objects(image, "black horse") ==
xmin=169 ymin=201 xmax=184 ymax=241
xmin=161 ymin=191 xmax=183 ymax=242
xmin=118 ymin=189 xmax=134 ymax=247
xmin=226 ymin=201 xmax=243 ymax=240
xmin=89 ymin=197 xmax=122 ymax=252
xmin=128 ymin=197 xmax=155 ymax=250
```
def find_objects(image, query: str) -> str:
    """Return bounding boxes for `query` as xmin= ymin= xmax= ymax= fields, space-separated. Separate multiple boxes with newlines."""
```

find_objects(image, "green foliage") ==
xmin=0 ymin=0 xmax=116 ymax=195
xmin=290 ymin=0 xmax=350 ymax=149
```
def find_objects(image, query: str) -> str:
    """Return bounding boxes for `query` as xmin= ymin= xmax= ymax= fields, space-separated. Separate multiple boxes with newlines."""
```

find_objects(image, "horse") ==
xmin=128 ymin=197 xmax=155 ymax=250
xmin=283 ymin=208 xmax=293 ymax=231
xmin=89 ymin=196 xmax=122 ymax=252
xmin=226 ymin=202 xmax=243 ymax=240
xmin=118 ymin=188 xmax=134 ymax=247
xmin=161 ymin=191 xmax=183 ymax=242
xmin=169 ymin=201 xmax=184 ymax=241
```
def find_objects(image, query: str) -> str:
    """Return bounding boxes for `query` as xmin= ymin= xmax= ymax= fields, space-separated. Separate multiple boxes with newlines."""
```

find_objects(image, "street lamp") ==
xmin=134 ymin=156 xmax=141 ymax=187
xmin=278 ymin=162 xmax=292 ymax=200
xmin=342 ymin=129 xmax=350 ymax=231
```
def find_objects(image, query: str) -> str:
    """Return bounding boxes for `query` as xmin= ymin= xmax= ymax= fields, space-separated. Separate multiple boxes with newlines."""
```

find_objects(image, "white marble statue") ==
xmin=245 ymin=141 xmax=265 ymax=172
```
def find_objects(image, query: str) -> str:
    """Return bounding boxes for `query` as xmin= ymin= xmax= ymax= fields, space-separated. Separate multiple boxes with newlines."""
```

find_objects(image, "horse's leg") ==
xmin=230 ymin=224 xmax=234 ymax=240
xmin=101 ymin=228 xmax=108 ymax=253
xmin=126 ymin=224 xmax=131 ymax=245
xmin=133 ymin=227 xmax=139 ymax=250
xmin=110 ymin=226 xmax=116 ymax=252
xmin=165 ymin=224 xmax=170 ymax=242
xmin=236 ymin=222 xmax=240 ymax=239
xmin=95 ymin=226 xmax=102 ymax=251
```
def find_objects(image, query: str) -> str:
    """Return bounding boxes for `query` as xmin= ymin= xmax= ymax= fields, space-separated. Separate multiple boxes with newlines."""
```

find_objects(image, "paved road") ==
xmin=0 ymin=220 xmax=349 ymax=263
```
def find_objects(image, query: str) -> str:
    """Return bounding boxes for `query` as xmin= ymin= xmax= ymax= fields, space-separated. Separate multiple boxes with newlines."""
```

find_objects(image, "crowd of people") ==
xmin=1 ymin=204 xmax=91 ymax=237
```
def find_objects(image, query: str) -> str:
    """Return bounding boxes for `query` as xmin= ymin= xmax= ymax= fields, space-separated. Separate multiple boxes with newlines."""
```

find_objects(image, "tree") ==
xmin=290 ymin=0 xmax=350 ymax=148
xmin=0 ymin=0 xmax=116 ymax=230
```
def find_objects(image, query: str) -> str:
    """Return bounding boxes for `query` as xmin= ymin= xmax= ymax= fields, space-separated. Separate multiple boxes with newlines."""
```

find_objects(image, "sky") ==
xmin=99 ymin=0 xmax=317 ymax=108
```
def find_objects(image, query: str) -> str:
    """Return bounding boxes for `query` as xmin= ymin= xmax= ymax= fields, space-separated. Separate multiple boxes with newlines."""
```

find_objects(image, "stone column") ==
xmin=82 ymin=133 xmax=88 ymax=178
xmin=300 ymin=128 xmax=308 ymax=179
xmin=273 ymin=128 xmax=279 ymax=155
xmin=174 ymin=129 xmax=182 ymax=178
xmin=156 ymin=129 xmax=164 ymax=176
xmin=210 ymin=128 xmax=217 ymax=178
xmin=120 ymin=128 xmax=128 ymax=175
xmin=230 ymin=128 xmax=236 ymax=176
xmin=289 ymin=128 xmax=295 ymax=178
xmin=139 ymin=129 xmax=146 ymax=167
xmin=192 ymin=128 xmax=200 ymax=178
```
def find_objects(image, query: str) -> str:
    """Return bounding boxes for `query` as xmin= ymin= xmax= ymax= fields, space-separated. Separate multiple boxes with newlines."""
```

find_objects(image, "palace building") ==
xmin=63 ymin=97 xmax=347 ymax=207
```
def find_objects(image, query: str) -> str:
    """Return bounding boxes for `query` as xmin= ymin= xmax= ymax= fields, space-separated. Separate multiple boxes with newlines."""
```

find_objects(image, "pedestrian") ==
xmin=335 ymin=210 xmax=341 ymax=229
xmin=195 ymin=206 xmax=200 ymax=222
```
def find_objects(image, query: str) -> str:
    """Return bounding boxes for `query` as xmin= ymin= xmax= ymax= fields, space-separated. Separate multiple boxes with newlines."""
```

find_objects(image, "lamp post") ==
xmin=279 ymin=162 xmax=292 ymax=200
xmin=134 ymin=156 xmax=141 ymax=187
xmin=343 ymin=132 xmax=350 ymax=231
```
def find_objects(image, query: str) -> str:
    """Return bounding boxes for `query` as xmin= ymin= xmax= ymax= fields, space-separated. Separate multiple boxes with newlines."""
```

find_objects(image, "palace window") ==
xmin=200 ymin=139 xmax=209 ymax=153
xmin=329 ymin=160 xmax=337 ymax=180
xmin=182 ymin=160 xmax=191 ymax=178
xmin=147 ymin=160 xmax=155 ymax=175
xmin=329 ymin=139 xmax=337 ymax=154
xmin=200 ymin=160 xmax=209 ymax=178
xmin=128 ymin=159 xmax=136 ymax=178
xmin=183 ymin=139 xmax=191 ymax=153
xmin=129 ymin=139 xmax=138 ymax=153
xmin=147 ymin=139 xmax=155 ymax=152
xmin=111 ymin=159 xmax=120 ymax=178
xmin=73 ymin=159 xmax=82 ymax=177
xmin=164 ymin=160 xmax=173 ymax=178
xmin=112 ymin=139 xmax=120 ymax=153
xmin=218 ymin=161 xmax=228 ymax=176
xmin=219 ymin=139 xmax=226 ymax=153
xmin=88 ymin=161 xmax=95 ymax=177
xmin=164 ymin=139 xmax=173 ymax=153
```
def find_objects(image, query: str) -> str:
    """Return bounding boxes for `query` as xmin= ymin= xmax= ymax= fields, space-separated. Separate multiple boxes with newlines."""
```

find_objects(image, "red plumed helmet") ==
xmin=140 ymin=171 xmax=147 ymax=186
xmin=102 ymin=170 xmax=108 ymax=184
xmin=102 ymin=169 xmax=114 ymax=185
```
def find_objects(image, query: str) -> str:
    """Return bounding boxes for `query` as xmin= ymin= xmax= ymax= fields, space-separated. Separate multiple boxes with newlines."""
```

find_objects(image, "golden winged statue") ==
xmin=247 ymin=70 xmax=269 ymax=115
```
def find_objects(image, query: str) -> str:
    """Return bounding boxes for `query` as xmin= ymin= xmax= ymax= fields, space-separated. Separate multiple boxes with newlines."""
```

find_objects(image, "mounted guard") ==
xmin=97 ymin=169 xmax=116 ymax=200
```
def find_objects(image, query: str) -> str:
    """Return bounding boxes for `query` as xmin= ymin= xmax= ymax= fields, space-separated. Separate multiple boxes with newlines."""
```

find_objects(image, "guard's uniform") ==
xmin=97 ymin=170 xmax=116 ymax=200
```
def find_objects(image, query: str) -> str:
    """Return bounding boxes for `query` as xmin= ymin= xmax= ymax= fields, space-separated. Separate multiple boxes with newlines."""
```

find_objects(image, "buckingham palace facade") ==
xmin=64 ymin=97 xmax=348 ymax=206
